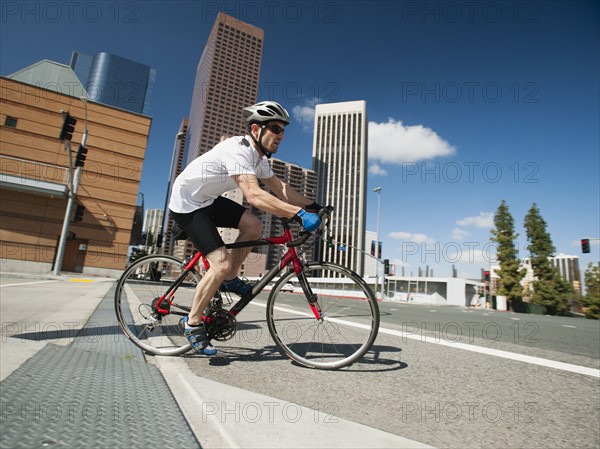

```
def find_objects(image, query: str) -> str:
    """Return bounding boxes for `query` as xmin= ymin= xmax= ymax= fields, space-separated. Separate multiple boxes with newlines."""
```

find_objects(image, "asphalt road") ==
xmin=2 ymin=277 xmax=597 ymax=448
xmin=180 ymin=292 xmax=600 ymax=449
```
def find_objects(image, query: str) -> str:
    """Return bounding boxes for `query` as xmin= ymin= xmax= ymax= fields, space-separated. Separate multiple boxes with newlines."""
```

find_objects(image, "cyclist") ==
xmin=169 ymin=101 xmax=322 ymax=355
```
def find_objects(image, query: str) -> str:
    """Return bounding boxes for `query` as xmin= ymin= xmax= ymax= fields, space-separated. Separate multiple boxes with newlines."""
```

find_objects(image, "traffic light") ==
xmin=581 ymin=239 xmax=590 ymax=254
xmin=383 ymin=259 xmax=390 ymax=275
xmin=74 ymin=205 xmax=85 ymax=222
xmin=59 ymin=112 xmax=77 ymax=142
xmin=484 ymin=270 xmax=490 ymax=281
xmin=75 ymin=145 xmax=88 ymax=167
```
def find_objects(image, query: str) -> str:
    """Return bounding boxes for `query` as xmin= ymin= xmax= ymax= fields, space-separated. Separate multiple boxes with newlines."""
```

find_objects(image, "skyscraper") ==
xmin=142 ymin=209 xmax=164 ymax=253
xmin=69 ymin=51 xmax=156 ymax=115
xmin=312 ymin=101 xmax=368 ymax=275
xmin=263 ymin=158 xmax=317 ymax=267
xmin=170 ymin=13 xmax=263 ymax=263
xmin=162 ymin=118 xmax=189 ymax=258
xmin=186 ymin=12 xmax=263 ymax=163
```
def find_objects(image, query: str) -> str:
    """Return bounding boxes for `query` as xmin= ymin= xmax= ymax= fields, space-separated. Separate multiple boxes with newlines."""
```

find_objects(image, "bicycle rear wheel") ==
xmin=115 ymin=255 xmax=200 ymax=356
xmin=266 ymin=262 xmax=379 ymax=370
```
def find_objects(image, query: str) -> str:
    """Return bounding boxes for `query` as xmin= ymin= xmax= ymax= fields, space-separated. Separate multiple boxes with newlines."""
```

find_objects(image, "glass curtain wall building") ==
xmin=69 ymin=51 xmax=156 ymax=115
xmin=312 ymin=101 xmax=368 ymax=276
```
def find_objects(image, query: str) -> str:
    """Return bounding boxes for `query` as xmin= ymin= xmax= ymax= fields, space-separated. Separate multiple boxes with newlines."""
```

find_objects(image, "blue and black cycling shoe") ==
xmin=221 ymin=277 xmax=253 ymax=297
xmin=183 ymin=316 xmax=217 ymax=356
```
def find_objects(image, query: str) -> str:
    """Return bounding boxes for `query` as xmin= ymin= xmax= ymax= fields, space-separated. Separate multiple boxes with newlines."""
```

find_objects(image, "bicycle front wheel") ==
xmin=266 ymin=262 xmax=379 ymax=370
xmin=115 ymin=255 xmax=200 ymax=356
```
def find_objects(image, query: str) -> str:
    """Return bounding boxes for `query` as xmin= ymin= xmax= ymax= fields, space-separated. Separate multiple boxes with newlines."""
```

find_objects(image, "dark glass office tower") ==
xmin=70 ymin=51 xmax=156 ymax=115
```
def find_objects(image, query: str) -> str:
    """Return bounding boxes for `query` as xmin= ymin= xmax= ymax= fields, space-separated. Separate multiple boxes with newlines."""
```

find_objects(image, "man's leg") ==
xmin=225 ymin=210 xmax=262 ymax=280
xmin=187 ymin=247 xmax=232 ymax=326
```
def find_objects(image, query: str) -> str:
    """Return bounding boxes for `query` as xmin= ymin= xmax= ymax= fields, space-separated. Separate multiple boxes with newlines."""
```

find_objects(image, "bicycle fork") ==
xmin=295 ymin=269 xmax=322 ymax=320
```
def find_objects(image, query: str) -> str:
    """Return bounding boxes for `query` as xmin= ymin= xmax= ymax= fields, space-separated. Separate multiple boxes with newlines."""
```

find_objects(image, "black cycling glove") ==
xmin=304 ymin=201 xmax=323 ymax=213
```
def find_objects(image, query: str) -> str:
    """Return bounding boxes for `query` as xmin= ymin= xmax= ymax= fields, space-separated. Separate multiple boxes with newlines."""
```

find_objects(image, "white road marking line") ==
xmin=0 ymin=280 xmax=59 ymax=288
xmin=249 ymin=301 xmax=599 ymax=378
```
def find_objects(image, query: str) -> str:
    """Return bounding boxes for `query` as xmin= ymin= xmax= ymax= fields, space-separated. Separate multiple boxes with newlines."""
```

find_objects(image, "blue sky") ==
xmin=1 ymin=1 xmax=598 ymax=279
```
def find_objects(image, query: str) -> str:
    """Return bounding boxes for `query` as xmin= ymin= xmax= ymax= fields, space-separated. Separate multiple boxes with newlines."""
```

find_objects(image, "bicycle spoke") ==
xmin=115 ymin=255 xmax=200 ymax=356
xmin=267 ymin=262 xmax=379 ymax=369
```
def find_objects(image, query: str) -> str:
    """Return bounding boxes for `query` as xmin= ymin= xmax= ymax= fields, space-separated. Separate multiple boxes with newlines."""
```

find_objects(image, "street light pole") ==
xmin=373 ymin=187 xmax=382 ymax=299
xmin=53 ymin=97 xmax=89 ymax=276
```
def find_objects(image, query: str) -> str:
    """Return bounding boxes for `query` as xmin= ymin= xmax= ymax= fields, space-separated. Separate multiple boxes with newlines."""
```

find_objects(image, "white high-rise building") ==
xmin=142 ymin=209 xmax=164 ymax=252
xmin=312 ymin=101 xmax=368 ymax=275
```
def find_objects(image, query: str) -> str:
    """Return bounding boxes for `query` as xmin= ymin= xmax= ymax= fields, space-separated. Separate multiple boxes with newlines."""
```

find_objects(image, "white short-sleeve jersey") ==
xmin=168 ymin=136 xmax=274 ymax=213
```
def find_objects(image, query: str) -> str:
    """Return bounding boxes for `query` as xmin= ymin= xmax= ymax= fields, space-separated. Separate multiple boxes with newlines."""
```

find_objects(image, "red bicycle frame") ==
xmin=156 ymin=225 xmax=322 ymax=320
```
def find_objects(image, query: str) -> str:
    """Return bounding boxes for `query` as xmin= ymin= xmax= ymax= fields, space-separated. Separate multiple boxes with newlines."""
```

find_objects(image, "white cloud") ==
xmin=292 ymin=98 xmax=324 ymax=132
xmin=389 ymin=231 xmax=435 ymax=244
xmin=456 ymin=212 xmax=494 ymax=229
xmin=368 ymin=119 xmax=456 ymax=163
xmin=292 ymin=104 xmax=315 ymax=131
xmin=452 ymin=228 xmax=471 ymax=240
xmin=369 ymin=164 xmax=388 ymax=176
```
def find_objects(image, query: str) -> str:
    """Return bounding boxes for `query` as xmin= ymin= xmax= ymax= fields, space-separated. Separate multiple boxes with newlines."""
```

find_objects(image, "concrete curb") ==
xmin=154 ymin=355 xmax=434 ymax=449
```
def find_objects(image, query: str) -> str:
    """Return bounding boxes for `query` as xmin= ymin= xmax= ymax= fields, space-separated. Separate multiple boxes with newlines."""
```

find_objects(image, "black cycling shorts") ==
xmin=170 ymin=196 xmax=247 ymax=256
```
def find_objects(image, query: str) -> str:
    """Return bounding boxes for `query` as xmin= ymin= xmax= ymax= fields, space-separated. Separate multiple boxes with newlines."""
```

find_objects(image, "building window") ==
xmin=4 ymin=116 xmax=17 ymax=127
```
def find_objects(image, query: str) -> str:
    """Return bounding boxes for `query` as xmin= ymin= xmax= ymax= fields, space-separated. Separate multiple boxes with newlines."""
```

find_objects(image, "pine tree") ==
xmin=524 ymin=203 xmax=555 ymax=279
xmin=582 ymin=263 xmax=600 ymax=319
xmin=490 ymin=200 xmax=525 ymax=305
xmin=523 ymin=203 xmax=573 ymax=315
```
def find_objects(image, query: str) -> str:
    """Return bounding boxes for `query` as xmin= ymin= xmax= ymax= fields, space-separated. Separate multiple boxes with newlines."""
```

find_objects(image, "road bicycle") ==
xmin=115 ymin=208 xmax=380 ymax=370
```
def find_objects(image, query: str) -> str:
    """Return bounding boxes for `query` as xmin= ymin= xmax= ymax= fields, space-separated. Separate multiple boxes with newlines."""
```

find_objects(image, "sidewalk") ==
xmin=0 ymin=274 xmax=199 ymax=449
xmin=0 ymin=273 xmax=433 ymax=449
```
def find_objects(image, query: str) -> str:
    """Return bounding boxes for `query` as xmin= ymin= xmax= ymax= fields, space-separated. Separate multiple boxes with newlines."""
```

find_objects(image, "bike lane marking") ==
xmin=249 ymin=301 xmax=600 ymax=379
xmin=0 ymin=280 xmax=60 ymax=288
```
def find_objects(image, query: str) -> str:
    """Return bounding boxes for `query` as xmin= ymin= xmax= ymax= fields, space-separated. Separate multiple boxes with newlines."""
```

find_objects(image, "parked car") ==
xmin=280 ymin=283 xmax=295 ymax=292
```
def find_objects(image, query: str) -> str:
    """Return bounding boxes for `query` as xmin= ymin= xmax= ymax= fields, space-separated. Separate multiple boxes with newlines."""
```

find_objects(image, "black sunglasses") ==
xmin=264 ymin=124 xmax=285 ymax=135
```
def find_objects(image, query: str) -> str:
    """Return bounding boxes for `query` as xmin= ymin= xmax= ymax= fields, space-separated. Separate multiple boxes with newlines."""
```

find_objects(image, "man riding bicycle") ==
xmin=169 ymin=101 xmax=322 ymax=355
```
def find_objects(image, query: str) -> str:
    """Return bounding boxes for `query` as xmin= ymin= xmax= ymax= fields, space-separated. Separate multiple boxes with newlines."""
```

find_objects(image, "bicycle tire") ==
xmin=266 ymin=262 xmax=380 ymax=370
xmin=115 ymin=254 xmax=200 ymax=356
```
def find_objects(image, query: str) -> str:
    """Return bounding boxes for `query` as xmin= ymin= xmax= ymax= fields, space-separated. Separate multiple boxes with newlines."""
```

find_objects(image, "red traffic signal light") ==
xmin=59 ymin=112 xmax=77 ymax=142
xmin=484 ymin=270 xmax=490 ymax=281
xmin=581 ymin=239 xmax=590 ymax=254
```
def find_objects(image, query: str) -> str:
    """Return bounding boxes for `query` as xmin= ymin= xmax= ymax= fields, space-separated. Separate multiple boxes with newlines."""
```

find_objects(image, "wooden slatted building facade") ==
xmin=1 ymin=76 xmax=152 ymax=276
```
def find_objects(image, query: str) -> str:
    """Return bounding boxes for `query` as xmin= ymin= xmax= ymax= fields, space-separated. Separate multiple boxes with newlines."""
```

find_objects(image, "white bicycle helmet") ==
xmin=243 ymin=101 xmax=290 ymax=125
